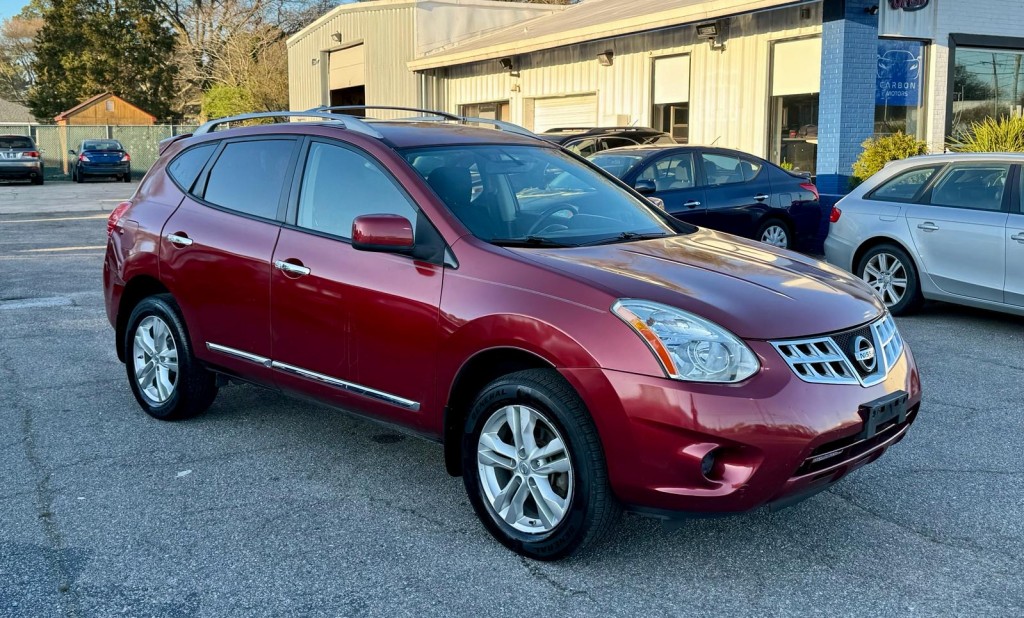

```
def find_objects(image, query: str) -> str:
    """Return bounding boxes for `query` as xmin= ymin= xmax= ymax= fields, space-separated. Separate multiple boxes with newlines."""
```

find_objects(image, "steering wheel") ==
xmin=525 ymin=203 xmax=580 ymax=236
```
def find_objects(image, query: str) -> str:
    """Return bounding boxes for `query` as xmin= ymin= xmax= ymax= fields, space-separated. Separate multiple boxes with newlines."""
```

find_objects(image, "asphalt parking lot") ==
xmin=1 ymin=183 xmax=1022 ymax=617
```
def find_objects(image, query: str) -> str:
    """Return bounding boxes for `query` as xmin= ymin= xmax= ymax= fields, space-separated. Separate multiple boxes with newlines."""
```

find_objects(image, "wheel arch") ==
xmin=442 ymin=346 xmax=555 ymax=477
xmin=115 ymin=275 xmax=171 ymax=362
xmin=851 ymin=235 xmax=923 ymax=281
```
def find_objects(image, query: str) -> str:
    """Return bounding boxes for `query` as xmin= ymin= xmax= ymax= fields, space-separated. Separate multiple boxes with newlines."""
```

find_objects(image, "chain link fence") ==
xmin=0 ymin=124 xmax=197 ymax=180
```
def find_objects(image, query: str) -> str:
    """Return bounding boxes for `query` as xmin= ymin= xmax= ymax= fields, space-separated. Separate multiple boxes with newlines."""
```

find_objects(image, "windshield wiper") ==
xmin=490 ymin=235 xmax=575 ymax=248
xmin=578 ymin=231 xmax=672 ymax=246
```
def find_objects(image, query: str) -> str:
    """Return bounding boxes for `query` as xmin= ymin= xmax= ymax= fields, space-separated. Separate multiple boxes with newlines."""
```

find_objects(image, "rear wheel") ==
xmin=757 ymin=218 xmax=791 ymax=249
xmin=124 ymin=294 xmax=217 ymax=420
xmin=123 ymin=172 xmax=131 ymax=183
xmin=32 ymin=174 xmax=43 ymax=185
xmin=74 ymin=168 xmax=83 ymax=183
xmin=857 ymin=243 xmax=923 ymax=315
xmin=462 ymin=369 xmax=620 ymax=560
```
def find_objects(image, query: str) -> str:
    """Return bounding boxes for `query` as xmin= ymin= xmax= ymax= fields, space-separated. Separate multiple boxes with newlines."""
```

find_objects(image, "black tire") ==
xmin=755 ymin=217 xmax=792 ymax=250
xmin=124 ymin=294 xmax=217 ymax=420
xmin=123 ymin=172 xmax=131 ymax=183
xmin=74 ymin=168 xmax=83 ymax=183
xmin=32 ymin=174 xmax=43 ymax=185
xmin=856 ymin=243 xmax=923 ymax=316
xmin=462 ymin=369 xmax=620 ymax=560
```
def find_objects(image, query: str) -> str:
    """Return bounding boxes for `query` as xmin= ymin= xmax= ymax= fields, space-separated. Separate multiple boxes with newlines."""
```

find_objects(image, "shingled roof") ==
xmin=0 ymin=97 xmax=36 ymax=123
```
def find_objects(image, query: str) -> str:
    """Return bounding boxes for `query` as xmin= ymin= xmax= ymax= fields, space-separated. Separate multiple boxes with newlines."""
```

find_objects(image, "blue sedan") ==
xmin=70 ymin=139 xmax=131 ymax=183
xmin=589 ymin=145 xmax=822 ymax=251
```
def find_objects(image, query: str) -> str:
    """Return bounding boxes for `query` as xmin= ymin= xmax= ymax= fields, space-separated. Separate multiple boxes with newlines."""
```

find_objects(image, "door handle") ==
xmin=274 ymin=259 xmax=311 ymax=277
xmin=754 ymin=194 xmax=769 ymax=202
xmin=165 ymin=233 xmax=193 ymax=247
xmin=683 ymin=200 xmax=701 ymax=208
xmin=917 ymin=222 xmax=939 ymax=232
xmin=1011 ymin=233 xmax=1024 ymax=243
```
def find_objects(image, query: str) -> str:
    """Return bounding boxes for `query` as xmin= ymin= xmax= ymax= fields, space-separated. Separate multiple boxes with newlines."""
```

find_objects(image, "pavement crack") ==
xmin=518 ymin=557 xmax=590 ymax=598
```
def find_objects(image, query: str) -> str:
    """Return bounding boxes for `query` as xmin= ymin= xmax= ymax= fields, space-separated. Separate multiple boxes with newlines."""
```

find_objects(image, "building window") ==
xmin=651 ymin=55 xmax=690 ymax=142
xmin=769 ymin=37 xmax=821 ymax=176
xmin=951 ymin=47 xmax=1024 ymax=136
xmin=105 ymin=100 xmax=114 ymax=112
xmin=460 ymin=101 xmax=510 ymax=121
xmin=875 ymin=40 xmax=927 ymax=138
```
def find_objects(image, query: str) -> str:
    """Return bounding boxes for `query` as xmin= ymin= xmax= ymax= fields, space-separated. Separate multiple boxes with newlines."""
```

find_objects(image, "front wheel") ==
xmin=462 ymin=369 xmax=620 ymax=560
xmin=857 ymin=243 xmax=923 ymax=315
xmin=125 ymin=294 xmax=217 ymax=420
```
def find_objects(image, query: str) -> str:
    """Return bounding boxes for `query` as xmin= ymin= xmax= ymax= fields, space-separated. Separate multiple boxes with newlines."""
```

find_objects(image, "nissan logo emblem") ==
xmin=853 ymin=336 xmax=877 ymax=372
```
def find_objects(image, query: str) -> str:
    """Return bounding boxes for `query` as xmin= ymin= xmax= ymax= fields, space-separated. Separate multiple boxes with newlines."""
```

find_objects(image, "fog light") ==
xmin=700 ymin=450 xmax=716 ymax=478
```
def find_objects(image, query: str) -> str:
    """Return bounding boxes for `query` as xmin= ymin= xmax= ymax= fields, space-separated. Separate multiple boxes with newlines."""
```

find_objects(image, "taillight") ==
xmin=830 ymin=206 xmax=842 ymax=223
xmin=79 ymin=153 xmax=89 ymax=162
xmin=121 ymin=153 xmax=130 ymax=162
xmin=22 ymin=151 xmax=39 ymax=159
xmin=799 ymin=181 xmax=819 ymax=201
xmin=107 ymin=201 xmax=132 ymax=236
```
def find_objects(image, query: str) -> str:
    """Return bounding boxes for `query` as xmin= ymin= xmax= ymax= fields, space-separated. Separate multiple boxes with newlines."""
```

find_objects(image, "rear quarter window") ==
xmin=167 ymin=144 xmax=216 ymax=192
xmin=868 ymin=166 xmax=941 ymax=203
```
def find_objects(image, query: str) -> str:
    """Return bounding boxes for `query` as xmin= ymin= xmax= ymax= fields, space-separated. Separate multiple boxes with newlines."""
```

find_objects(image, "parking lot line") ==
xmin=15 ymin=245 xmax=106 ymax=253
xmin=0 ymin=214 xmax=108 ymax=224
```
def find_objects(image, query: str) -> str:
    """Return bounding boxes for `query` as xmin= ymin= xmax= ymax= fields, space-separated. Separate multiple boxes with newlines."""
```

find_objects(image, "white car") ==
xmin=825 ymin=153 xmax=1024 ymax=316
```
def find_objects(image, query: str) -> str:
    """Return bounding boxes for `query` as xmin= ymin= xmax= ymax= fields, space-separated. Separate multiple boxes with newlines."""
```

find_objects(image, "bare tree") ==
xmin=0 ymin=15 xmax=43 ymax=105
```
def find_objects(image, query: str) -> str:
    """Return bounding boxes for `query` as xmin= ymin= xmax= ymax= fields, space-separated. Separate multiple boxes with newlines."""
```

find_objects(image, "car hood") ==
xmin=513 ymin=229 xmax=884 ymax=340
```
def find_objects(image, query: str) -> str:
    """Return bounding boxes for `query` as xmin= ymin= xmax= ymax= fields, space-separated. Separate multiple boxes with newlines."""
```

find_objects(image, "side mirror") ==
xmin=647 ymin=196 xmax=666 ymax=210
xmin=634 ymin=179 xmax=657 ymax=195
xmin=351 ymin=214 xmax=415 ymax=254
xmin=68 ymin=149 xmax=75 ymax=155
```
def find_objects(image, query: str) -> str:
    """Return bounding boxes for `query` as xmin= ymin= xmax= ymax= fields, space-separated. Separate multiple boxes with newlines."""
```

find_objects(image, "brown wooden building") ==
xmin=53 ymin=93 xmax=156 ymax=126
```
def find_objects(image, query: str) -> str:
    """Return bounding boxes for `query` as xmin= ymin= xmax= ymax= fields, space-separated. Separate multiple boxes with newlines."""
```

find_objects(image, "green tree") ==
xmin=201 ymin=84 xmax=255 ymax=119
xmin=28 ymin=0 xmax=177 ymax=121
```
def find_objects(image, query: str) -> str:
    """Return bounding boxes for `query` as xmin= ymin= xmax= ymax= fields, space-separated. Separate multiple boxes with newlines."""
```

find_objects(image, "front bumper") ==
xmin=0 ymin=161 xmax=43 ymax=179
xmin=561 ymin=339 xmax=921 ymax=515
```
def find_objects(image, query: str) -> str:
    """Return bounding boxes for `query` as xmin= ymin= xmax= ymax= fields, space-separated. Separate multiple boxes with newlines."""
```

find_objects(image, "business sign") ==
xmin=876 ymin=40 xmax=923 ymax=106
xmin=879 ymin=0 xmax=936 ymax=40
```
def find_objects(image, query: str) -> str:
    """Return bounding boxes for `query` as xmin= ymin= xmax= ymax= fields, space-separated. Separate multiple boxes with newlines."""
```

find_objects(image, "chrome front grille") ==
xmin=772 ymin=313 xmax=904 ymax=387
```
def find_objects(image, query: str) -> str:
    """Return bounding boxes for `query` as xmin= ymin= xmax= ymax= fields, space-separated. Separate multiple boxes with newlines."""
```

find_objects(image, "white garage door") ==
xmin=532 ymin=95 xmax=597 ymax=133
xmin=329 ymin=45 xmax=365 ymax=90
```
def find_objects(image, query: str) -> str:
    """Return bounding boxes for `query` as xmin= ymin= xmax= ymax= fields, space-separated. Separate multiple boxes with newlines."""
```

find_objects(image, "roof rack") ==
xmin=193 ymin=110 xmax=383 ymax=138
xmin=308 ymin=105 xmax=541 ymax=140
xmin=546 ymin=126 xmax=657 ymax=135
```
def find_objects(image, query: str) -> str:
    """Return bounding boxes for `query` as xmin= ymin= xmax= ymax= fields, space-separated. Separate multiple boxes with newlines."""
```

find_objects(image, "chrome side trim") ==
xmin=271 ymin=361 xmax=420 ymax=411
xmin=206 ymin=342 xmax=272 ymax=367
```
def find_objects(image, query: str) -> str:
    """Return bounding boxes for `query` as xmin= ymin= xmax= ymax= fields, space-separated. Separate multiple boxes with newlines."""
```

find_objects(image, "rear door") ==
xmin=160 ymin=136 xmax=299 ymax=380
xmin=1003 ymin=165 xmax=1024 ymax=306
xmin=270 ymin=138 xmax=444 ymax=428
xmin=635 ymin=151 xmax=706 ymax=224
xmin=700 ymin=151 xmax=773 ymax=237
xmin=904 ymin=161 xmax=1010 ymax=303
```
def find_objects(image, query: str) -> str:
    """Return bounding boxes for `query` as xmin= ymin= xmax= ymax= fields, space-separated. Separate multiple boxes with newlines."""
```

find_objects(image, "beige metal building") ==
xmin=286 ymin=0 xmax=564 ymax=115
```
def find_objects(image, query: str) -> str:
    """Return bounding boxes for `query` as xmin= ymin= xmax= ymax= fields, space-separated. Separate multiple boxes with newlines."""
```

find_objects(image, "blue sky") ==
xmin=0 ymin=0 xmax=26 ymax=20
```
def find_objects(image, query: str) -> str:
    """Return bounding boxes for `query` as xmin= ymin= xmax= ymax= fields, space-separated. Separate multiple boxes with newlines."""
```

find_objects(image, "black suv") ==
xmin=538 ymin=126 xmax=674 ymax=157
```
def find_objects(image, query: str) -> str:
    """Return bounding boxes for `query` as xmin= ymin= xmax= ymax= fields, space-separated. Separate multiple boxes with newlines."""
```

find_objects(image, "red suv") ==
xmin=103 ymin=109 xmax=921 ymax=560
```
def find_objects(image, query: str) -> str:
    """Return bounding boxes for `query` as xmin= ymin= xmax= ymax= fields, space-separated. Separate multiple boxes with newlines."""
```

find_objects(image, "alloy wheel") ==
xmin=863 ymin=252 xmax=908 ymax=307
xmin=477 ymin=404 xmax=573 ymax=534
xmin=760 ymin=225 xmax=789 ymax=248
xmin=132 ymin=315 xmax=179 ymax=403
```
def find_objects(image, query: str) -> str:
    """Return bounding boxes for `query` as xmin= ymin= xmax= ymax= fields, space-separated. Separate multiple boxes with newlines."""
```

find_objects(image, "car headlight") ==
xmin=612 ymin=299 xmax=759 ymax=383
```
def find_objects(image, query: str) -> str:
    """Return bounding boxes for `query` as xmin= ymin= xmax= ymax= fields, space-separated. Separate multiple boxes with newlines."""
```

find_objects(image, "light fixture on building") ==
xmin=311 ymin=58 xmax=319 ymax=66
xmin=331 ymin=32 xmax=344 ymax=43
xmin=597 ymin=50 xmax=614 ymax=67
xmin=696 ymin=21 xmax=726 ymax=51
xmin=800 ymin=7 xmax=812 ymax=19
xmin=865 ymin=5 xmax=880 ymax=14
xmin=498 ymin=57 xmax=515 ymax=71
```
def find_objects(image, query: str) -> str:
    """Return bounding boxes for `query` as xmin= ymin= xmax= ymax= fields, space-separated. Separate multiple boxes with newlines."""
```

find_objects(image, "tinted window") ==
xmin=702 ymin=153 xmax=747 ymax=186
xmin=297 ymin=141 xmax=418 ymax=239
xmin=566 ymin=139 xmax=598 ymax=157
xmin=638 ymin=153 xmax=697 ymax=191
xmin=601 ymin=137 xmax=638 ymax=150
xmin=588 ymin=153 xmax=645 ymax=179
xmin=928 ymin=163 xmax=1010 ymax=212
xmin=0 ymin=136 xmax=33 ymax=149
xmin=203 ymin=140 xmax=294 ymax=219
xmin=870 ymin=166 xmax=940 ymax=202
xmin=167 ymin=144 xmax=216 ymax=191
xmin=83 ymin=140 xmax=123 ymax=151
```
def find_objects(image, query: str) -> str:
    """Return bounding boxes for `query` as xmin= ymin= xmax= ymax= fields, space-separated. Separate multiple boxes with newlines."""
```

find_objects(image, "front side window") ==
xmin=402 ymin=145 xmax=678 ymax=246
xmin=297 ymin=141 xmax=418 ymax=239
xmin=702 ymin=153 xmax=749 ymax=186
xmin=869 ymin=166 xmax=940 ymax=202
xmin=203 ymin=139 xmax=294 ymax=219
xmin=637 ymin=153 xmax=697 ymax=191
xmin=928 ymin=163 xmax=1010 ymax=212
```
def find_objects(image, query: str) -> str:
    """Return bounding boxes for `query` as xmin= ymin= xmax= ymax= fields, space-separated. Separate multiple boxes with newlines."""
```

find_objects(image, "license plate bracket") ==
xmin=858 ymin=390 xmax=909 ymax=439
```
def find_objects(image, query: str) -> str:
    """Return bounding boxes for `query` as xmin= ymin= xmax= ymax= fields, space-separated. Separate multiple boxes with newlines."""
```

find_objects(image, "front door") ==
xmin=160 ymin=137 xmax=298 ymax=380
xmin=904 ymin=162 xmax=1011 ymax=303
xmin=1004 ymin=168 xmax=1024 ymax=306
xmin=636 ymin=151 xmax=706 ymax=225
xmin=700 ymin=151 xmax=774 ymax=238
xmin=270 ymin=139 xmax=444 ymax=429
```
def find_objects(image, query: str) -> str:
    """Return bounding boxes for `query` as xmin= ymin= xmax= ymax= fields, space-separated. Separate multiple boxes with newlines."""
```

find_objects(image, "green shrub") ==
xmin=948 ymin=116 xmax=1024 ymax=153
xmin=779 ymin=160 xmax=795 ymax=171
xmin=201 ymin=85 xmax=255 ymax=121
xmin=851 ymin=132 xmax=929 ymax=188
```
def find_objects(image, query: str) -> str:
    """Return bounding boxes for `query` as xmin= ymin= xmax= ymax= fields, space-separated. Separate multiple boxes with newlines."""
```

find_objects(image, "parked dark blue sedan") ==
xmin=70 ymin=139 xmax=131 ymax=183
xmin=589 ymin=145 xmax=821 ymax=250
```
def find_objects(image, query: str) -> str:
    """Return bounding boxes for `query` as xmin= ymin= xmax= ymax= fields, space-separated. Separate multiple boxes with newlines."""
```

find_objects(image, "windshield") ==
xmin=587 ymin=153 xmax=646 ymax=179
xmin=83 ymin=140 xmax=123 ymax=151
xmin=402 ymin=145 xmax=677 ymax=247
